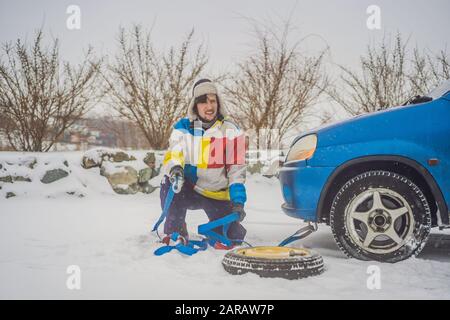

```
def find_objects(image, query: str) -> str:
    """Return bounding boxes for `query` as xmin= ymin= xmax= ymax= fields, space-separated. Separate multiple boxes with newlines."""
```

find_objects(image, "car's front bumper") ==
xmin=279 ymin=161 xmax=335 ymax=222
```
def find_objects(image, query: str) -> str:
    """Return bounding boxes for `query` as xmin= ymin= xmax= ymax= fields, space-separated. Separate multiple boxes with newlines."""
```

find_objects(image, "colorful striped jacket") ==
xmin=162 ymin=116 xmax=247 ymax=205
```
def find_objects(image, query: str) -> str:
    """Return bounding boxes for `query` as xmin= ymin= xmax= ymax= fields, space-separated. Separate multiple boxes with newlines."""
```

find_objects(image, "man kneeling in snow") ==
xmin=160 ymin=79 xmax=247 ymax=249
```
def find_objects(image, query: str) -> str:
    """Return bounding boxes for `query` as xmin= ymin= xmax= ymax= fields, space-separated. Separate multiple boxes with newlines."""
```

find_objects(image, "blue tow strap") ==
xmin=278 ymin=223 xmax=317 ymax=247
xmin=152 ymin=187 xmax=175 ymax=233
xmin=152 ymin=182 xmax=241 ymax=256
xmin=152 ymin=183 xmax=317 ymax=256
xmin=153 ymin=214 xmax=240 ymax=256
xmin=153 ymin=232 xmax=209 ymax=256
xmin=198 ymin=213 xmax=240 ymax=247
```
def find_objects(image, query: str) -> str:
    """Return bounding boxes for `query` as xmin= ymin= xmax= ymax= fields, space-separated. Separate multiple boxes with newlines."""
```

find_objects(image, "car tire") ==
xmin=222 ymin=246 xmax=324 ymax=279
xmin=330 ymin=170 xmax=431 ymax=262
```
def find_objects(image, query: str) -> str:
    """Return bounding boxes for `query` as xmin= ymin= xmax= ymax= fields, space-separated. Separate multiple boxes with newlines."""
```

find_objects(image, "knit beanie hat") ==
xmin=187 ymin=79 xmax=227 ymax=121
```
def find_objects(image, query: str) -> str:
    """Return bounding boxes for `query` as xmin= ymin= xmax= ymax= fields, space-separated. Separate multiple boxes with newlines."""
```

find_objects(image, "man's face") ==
xmin=197 ymin=94 xmax=218 ymax=122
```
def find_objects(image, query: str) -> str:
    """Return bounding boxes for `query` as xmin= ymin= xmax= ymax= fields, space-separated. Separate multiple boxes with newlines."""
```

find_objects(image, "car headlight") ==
xmin=286 ymin=134 xmax=317 ymax=162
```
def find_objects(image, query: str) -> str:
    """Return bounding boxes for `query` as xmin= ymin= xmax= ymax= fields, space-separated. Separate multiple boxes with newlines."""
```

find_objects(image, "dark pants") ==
xmin=160 ymin=176 xmax=246 ymax=242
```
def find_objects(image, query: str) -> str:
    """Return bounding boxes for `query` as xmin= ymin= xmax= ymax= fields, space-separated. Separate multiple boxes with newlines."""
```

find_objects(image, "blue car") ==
xmin=279 ymin=80 xmax=450 ymax=262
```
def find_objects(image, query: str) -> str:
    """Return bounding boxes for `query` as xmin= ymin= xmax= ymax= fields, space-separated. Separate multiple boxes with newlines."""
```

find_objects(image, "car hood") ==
xmin=296 ymin=100 xmax=436 ymax=148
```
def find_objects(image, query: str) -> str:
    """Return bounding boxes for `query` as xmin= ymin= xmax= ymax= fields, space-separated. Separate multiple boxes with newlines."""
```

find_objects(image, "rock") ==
xmin=63 ymin=160 xmax=69 ymax=167
xmin=81 ymin=156 xmax=99 ymax=169
xmin=139 ymin=182 xmax=157 ymax=194
xmin=138 ymin=167 xmax=153 ymax=183
xmin=153 ymin=165 xmax=161 ymax=178
xmin=143 ymin=152 xmax=156 ymax=168
xmin=82 ymin=149 xmax=136 ymax=169
xmin=262 ymin=159 xmax=283 ymax=178
xmin=6 ymin=192 xmax=16 ymax=199
xmin=13 ymin=176 xmax=32 ymax=182
xmin=99 ymin=165 xmax=106 ymax=177
xmin=82 ymin=148 xmax=107 ymax=169
xmin=103 ymin=151 xmax=136 ymax=163
xmin=247 ymin=161 xmax=265 ymax=175
xmin=28 ymin=159 xmax=37 ymax=169
xmin=101 ymin=162 xmax=158 ymax=194
xmin=106 ymin=166 xmax=138 ymax=185
xmin=41 ymin=169 xmax=69 ymax=184
xmin=23 ymin=157 xmax=37 ymax=169
xmin=113 ymin=151 xmax=136 ymax=162
xmin=0 ymin=175 xmax=12 ymax=183
xmin=104 ymin=166 xmax=138 ymax=194
xmin=112 ymin=182 xmax=140 ymax=195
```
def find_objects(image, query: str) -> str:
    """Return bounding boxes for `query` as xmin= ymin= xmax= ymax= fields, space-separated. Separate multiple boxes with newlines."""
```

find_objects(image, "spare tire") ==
xmin=222 ymin=246 xmax=324 ymax=280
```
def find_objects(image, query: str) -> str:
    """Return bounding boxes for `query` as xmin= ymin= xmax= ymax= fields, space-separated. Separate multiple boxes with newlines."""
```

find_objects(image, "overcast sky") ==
xmin=1 ymin=0 xmax=449 ymax=135
xmin=1 ymin=0 xmax=449 ymax=72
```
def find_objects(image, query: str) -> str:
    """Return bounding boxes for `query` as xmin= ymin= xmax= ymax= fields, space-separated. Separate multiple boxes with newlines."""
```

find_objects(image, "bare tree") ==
xmin=329 ymin=33 xmax=450 ymax=116
xmin=0 ymin=29 xmax=101 ymax=151
xmin=104 ymin=25 xmax=208 ymax=150
xmin=224 ymin=21 xmax=329 ymax=150
xmin=409 ymin=48 xmax=450 ymax=94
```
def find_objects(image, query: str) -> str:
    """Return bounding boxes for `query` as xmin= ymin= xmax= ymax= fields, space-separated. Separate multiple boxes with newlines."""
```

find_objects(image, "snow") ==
xmin=100 ymin=162 xmax=130 ymax=175
xmin=82 ymin=147 xmax=111 ymax=164
xmin=1 ymin=151 xmax=450 ymax=299
xmin=101 ymin=159 xmax=150 ymax=174
xmin=0 ymin=164 xmax=33 ymax=181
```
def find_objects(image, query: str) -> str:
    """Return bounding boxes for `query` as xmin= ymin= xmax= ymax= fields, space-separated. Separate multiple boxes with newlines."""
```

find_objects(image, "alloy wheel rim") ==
xmin=345 ymin=188 xmax=415 ymax=254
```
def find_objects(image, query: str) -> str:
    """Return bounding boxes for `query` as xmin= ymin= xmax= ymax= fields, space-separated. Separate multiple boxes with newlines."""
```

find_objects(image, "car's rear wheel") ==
xmin=330 ymin=170 xmax=431 ymax=262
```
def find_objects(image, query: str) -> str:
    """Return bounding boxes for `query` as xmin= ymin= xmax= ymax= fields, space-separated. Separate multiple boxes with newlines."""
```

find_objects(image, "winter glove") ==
xmin=169 ymin=165 xmax=184 ymax=193
xmin=232 ymin=203 xmax=246 ymax=222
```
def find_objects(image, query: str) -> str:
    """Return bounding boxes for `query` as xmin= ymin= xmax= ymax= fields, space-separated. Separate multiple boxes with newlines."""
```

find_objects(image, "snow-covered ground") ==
xmin=1 ymin=152 xmax=450 ymax=299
